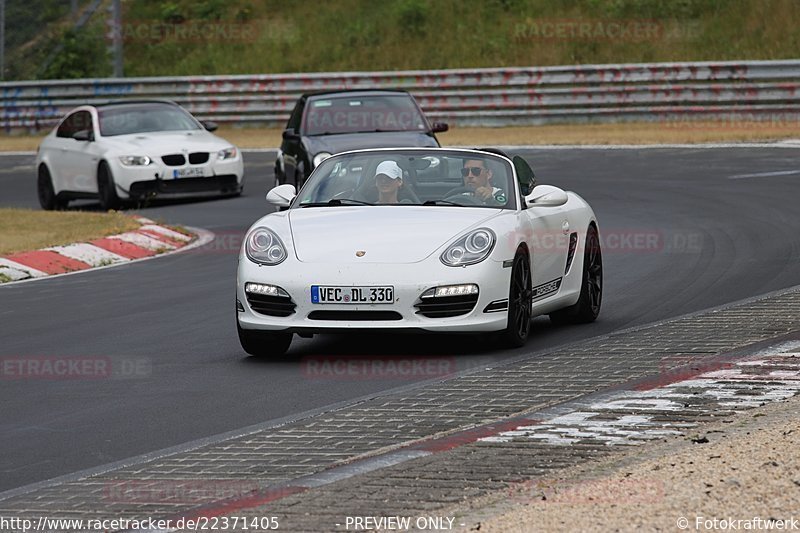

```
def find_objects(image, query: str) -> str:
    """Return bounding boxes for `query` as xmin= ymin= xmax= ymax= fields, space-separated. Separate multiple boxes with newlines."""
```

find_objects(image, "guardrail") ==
xmin=3 ymin=59 xmax=800 ymax=131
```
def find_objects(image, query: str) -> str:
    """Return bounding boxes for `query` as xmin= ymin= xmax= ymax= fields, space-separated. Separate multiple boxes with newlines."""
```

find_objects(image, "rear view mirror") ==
xmin=202 ymin=121 xmax=218 ymax=132
xmin=72 ymin=130 xmax=93 ymax=142
xmin=525 ymin=185 xmax=568 ymax=208
xmin=431 ymin=122 xmax=449 ymax=133
xmin=282 ymin=128 xmax=300 ymax=141
xmin=266 ymin=184 xmax=297 ymax=208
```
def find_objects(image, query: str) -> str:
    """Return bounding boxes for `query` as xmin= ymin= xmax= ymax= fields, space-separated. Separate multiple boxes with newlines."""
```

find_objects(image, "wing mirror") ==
xmin=525 ymin=185 xmax=568 ymax=208
xmin=266 ymin=184 xmax=297 ymax=208
xmin=72 ymin=129 xmax=94 ymax=142
xmin=282 ymin=128 xmax=300 ymax=141
xmin=431 ymin=122 xmax=449 ymax=133
xmin=201 ymin=120 xmax=218 ymax=132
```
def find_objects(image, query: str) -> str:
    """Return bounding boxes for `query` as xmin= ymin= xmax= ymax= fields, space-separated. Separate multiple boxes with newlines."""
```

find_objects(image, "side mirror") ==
xmin=266 ymin=184 xmax=297 ymax=208
xmin=72 ymin=129 xmax=93 ymax=142
xmin=282 ymin=128 xmax=300 ymax=141
xmin=431 ymin=122 xmax=449 ymax=133
xmin=525 ymin=185 xmax=568 ymax=208
xmin=202 ymin=121 xmax=218 ymax=132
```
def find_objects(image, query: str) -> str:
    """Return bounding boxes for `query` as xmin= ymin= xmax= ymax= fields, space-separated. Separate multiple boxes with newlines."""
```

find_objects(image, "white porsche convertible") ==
xmin=36 ymin=100 xmax=244 ymax=210
xmin=236 ymin=148 xmax=602 ymax=356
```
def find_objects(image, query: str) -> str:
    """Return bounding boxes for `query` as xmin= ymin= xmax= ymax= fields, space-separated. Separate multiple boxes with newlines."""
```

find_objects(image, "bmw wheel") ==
xmin=550 ymin=225 xmax=602 ymax=324
xmin=97 ymin=161 xmax=122 ymax=211
xmin=37 ymin=165 xmax=67 ymax=210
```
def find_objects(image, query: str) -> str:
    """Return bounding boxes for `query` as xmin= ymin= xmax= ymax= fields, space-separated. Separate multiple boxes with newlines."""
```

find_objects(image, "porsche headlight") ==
xmin=245 ymin=227 xmax=288 ymax=265
xmin=217 ymin=146 xmax=237 ymax=160
xmin=312 ymin=152 xmax=332 ymax=168
xmin=441 ymin=228 xmax=495 ymax=267
xmin=118 ymin=155 xmax=151 ymax=166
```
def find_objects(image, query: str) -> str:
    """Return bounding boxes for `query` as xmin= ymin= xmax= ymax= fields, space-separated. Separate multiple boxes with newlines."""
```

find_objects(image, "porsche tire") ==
xmin=237 ymin=323 xmax=293 ymax=357
xmin=550 ymin=225 xmax=602 ymax=325
xmin=498 ymin=250 xmax=532 ymax=348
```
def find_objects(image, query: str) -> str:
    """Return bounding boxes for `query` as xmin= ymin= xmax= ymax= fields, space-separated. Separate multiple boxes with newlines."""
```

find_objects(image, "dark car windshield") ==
xmin=294 ymin=149 xmax=516 ymax=210
xmin=98 ymin=103 xmax=202 ymax=137
xmin=303 ymin=94 xmax=428 ymax=136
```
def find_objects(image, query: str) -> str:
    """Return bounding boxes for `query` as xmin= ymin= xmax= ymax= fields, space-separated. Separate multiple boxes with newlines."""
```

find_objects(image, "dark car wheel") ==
xmin=550 ymin=225 xmax=603 ymax=325
xmin=237 ymin=322 xmax=293 ymax=357
xmin=37 ymin=165 xmax=67 ymax=210
xmin=498 ymin=250 xmax=533 ymax=348
xmin=97 ymin=161 xmax=122 ymax=211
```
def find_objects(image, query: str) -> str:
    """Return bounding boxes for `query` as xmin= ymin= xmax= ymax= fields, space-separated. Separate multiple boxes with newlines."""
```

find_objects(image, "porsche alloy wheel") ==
xmin=97 ymin=162 xmax=122 ymax=211
xmin=550 ymin=225 xmax=603 ymax=324
xmin=237 ymin=322 xmax=293 ymax=357
xmin=500 ymin=251 xmax=533 ymax=348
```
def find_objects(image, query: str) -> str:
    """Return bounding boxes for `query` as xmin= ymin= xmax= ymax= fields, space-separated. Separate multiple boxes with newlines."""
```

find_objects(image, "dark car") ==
xmin=275 ymin=89 xmax=448 ymax=189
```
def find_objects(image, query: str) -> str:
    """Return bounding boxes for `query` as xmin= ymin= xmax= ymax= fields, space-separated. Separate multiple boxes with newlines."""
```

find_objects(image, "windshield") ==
xmin=98 ymin=103 xmax=202 ymax=137
xmin=294 ymin=150 xmax=516 ymax=210
xmin=303 ymin=94 xmax=428 ymax=135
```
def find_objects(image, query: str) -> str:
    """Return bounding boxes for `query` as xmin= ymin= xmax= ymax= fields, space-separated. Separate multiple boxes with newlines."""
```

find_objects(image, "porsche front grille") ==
xmin=308 ymin=311 xmax=403 ymax=321
xmin=415 ymin=294 xmax=479 ymax=318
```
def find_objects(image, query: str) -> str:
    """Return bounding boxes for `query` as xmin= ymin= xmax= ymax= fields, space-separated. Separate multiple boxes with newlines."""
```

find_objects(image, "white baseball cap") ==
xmin=375 ymin=161 xmax=403 ymax=180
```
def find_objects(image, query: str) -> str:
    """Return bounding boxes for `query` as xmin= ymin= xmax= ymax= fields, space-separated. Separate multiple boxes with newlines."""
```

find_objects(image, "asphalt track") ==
xmin=1 ymin=146 xmax=800 ymax=493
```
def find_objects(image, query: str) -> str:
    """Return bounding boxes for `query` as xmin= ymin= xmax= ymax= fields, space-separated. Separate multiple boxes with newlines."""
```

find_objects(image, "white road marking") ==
xmin=728 ymin=169 xmax=800 ymax=180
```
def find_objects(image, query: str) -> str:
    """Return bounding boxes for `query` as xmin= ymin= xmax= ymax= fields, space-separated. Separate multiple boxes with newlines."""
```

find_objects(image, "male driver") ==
xmin=374 ymin=160 xmax=404 ymax=204
xmin=461 ymin=159 xmax=504 ymax=204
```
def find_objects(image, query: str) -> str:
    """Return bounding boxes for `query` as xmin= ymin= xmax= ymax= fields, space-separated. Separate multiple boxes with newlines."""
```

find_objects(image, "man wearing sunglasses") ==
xmin=461 ymin=159 xmax=505 ymax=204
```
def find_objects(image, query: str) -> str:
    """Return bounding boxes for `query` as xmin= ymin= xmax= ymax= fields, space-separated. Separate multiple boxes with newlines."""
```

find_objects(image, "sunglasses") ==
xmin=461 ymin=166 xmax=486 ymax=177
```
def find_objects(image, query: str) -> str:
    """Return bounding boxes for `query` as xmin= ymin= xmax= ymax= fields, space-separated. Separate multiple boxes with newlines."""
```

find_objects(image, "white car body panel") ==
xmin=237 ymin=148 xmax=598 ymax=335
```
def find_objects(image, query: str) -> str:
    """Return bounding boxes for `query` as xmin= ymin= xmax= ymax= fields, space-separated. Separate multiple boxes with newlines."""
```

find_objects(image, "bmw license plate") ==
xmin=173 ymin=167 xmax=205 ymax=179
xmin=311 ymin=286 xmax=394 ymax=304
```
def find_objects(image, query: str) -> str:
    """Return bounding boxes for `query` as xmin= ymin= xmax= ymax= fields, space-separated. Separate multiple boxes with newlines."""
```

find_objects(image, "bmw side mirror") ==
xmin=526 ymin=185 xmax=568 ymax=208
xmin=202 ymin=121 xmax=218 ymax=132
xmin=72 ymin=129 xmax=93 ymax=142
xmin=282 ymin=128 xmax=300 ymax=141
xmin=266 ymin=184 xmax=297 ymax=208
xmin=432 ymin=122 xmax=449 ymax=133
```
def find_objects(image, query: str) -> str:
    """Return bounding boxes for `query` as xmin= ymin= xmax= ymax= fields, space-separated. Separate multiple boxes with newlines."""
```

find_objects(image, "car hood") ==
xmin=288 ymin=206 xmax=500 ymax=263
xmin=303 ymin=131 xmax=439 ymax=157
xmin=100 ymin=131 xmax=232 ymax=154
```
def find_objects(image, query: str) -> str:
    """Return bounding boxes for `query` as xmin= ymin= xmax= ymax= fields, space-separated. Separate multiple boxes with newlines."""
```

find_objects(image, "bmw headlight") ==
xmin=441 ymin=228 xmax=495 ymax=267
xmin=118 ymin=155 xmax=151 ymax=166
xmin=217 ymin=146 xmax=238 ymax=160
xmin=245 ymin=227 xmax=288 ymax=265
xmin=312 ymin=152 xmax=332 ymax=168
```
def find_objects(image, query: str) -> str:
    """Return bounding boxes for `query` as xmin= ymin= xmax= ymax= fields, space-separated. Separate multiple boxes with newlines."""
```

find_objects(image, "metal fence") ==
xmin=3 ymin=59 xmax=800 ymax=131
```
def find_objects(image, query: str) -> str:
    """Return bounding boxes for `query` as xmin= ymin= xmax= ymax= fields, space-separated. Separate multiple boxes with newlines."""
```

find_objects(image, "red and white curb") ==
xmin=0 ymin=217 xmax=213 ymax=284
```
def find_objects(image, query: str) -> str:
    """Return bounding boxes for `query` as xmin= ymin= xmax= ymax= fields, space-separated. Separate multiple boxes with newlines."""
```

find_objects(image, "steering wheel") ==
xmin=443 ymin=186 xmax=484 ymax=206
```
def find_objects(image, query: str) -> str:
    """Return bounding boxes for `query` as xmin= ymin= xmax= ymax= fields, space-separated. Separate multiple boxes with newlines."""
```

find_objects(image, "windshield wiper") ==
xmin=422 ymin=199 xmax=465 ymax=207
xmin=300 ymin=198 xmax=374 ymax=208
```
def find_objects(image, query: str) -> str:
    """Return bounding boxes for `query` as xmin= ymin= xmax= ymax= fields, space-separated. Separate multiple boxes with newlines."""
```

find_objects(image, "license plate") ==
xmin=311 ymin=285 xmax=394 ymax=304
xmin=173 ymin=167 xmax=205 ymax=179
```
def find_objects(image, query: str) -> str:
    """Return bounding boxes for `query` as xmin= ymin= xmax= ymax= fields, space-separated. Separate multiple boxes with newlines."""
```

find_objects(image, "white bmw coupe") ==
xmin=237 ymin=148 xmax=601 ymax=356
xmin=36 ymin=100 xmax=244 ymax=210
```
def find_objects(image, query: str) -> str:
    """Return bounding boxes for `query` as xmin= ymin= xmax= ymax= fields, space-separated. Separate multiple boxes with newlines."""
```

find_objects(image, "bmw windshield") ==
xmin=294 ymin=149 xmax=517 ymax=209
xmin=98 ymin=103 xmax=202 ymax=137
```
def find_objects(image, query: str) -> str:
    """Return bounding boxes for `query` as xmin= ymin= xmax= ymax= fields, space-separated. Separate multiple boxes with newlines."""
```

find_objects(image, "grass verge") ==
xmin=0 ymin=208 xmax=140 ymax=256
